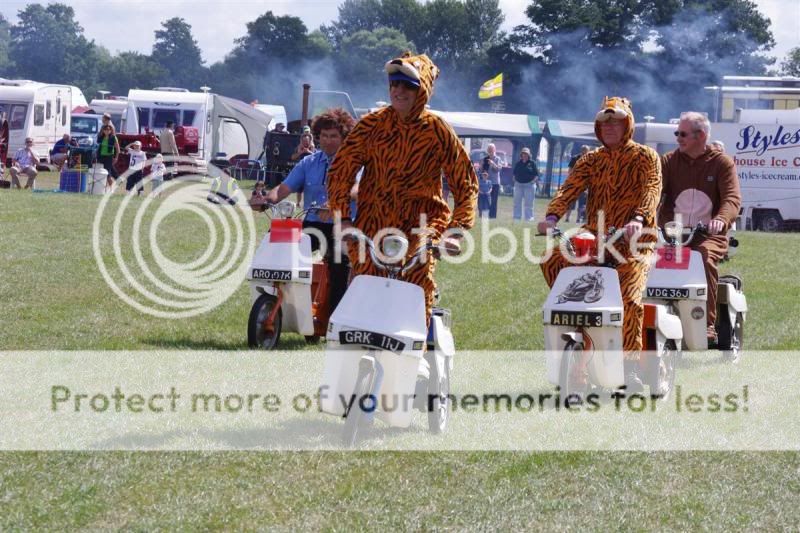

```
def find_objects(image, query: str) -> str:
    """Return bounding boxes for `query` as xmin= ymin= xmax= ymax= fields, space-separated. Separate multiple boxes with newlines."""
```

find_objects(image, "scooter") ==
xmin=246 ymin=201 xmax=332 ymax=349
xmin=645 ymin=221 xmax=748 ymax=362
xmin=542 ymin=228 xmax=684 ymax=400
xmin=319 ymin=234 xmax=454 ymax=446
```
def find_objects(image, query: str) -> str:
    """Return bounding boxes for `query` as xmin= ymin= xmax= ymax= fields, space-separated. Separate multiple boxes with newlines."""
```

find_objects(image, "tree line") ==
xmin=0 ymin=0 xmax=797 ymax=122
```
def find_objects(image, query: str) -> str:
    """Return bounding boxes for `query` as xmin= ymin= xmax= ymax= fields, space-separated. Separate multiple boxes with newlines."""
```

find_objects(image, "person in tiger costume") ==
xmin=327 ymin=51 xmax=478 ymax=322
xmin=537 ymin=96 xmax=662 ymax=392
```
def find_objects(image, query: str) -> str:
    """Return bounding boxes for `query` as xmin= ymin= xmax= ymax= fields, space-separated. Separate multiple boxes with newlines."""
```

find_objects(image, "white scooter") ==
xmin=246 ymin=201 xmax=332 ymax=349
xmin=542 ymin=228 xmax=683 ymax=400
xmin=645 ymin=221 xmax=748 ymax=362
xmin=319 ymin=235 xmax=454 ymax=446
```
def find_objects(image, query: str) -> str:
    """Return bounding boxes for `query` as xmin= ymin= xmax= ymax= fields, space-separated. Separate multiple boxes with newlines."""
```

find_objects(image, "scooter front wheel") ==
xmin=427 ymin=352 xmax=450 ymax=434
xmin=342 ymin=361 xmax=376 ymax=447
xmin=247 ymin=293 xmax=282 ymax=350
xmin=559 ymin=340 xmax=588 ymax=401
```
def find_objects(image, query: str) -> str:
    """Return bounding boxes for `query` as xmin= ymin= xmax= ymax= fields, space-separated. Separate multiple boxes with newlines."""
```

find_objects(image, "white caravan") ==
xmin=123 ymin=88 xmax=273 ymax=162
xmin=87 ymin=97 xmax=129 ymax=132
xmin=0 ymin=78 xmax=88 ymax=163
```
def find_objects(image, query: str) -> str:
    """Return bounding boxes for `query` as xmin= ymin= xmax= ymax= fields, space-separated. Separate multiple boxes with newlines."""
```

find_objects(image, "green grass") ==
xmin=1 ymin=173 xmax=800 ymax=529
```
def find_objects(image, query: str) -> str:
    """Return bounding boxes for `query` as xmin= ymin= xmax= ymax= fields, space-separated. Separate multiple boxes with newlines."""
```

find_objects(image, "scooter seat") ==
xmin=719 ymin=275 xmax=742 ymax=292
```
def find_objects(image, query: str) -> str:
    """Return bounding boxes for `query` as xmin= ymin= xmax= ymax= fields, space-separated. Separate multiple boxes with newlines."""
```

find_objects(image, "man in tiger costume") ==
xmin=327 ymin=52 xmax=478 ymax=322
xmin=537 ymin=96 xmax=662 ymax=392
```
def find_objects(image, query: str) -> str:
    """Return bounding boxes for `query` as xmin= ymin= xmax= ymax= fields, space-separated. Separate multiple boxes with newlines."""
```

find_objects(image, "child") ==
xmin=478 ymin=171 xmax=492 ymax=218
xmin=149 ymin=154 xmax=166 ymax=198
xmin=250 ymin=180 xmax=268 ymax=210
xmin=125 ymin=141 xmax=146 ymax=195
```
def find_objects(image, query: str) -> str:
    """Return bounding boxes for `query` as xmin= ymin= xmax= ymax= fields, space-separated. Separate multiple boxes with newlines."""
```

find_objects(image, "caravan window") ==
xmin=34 ymin=104 xmax=44 ymax=126
xmin=7 ymin=104 xmax=28 ymax=130
xmin=182 ymin=110 xmax=196 ymax=127
xmin=153 ymin=109 xmax=180 ymax=129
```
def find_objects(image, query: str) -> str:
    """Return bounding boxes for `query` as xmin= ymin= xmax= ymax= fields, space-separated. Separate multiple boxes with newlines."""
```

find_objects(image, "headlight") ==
xmin=664 ymin=221 xmax=683 ymax=241
xmin=277 ymin=201 xmax=295 ymax=218
xmin=382 ymin=235 xmax=408 ymax=260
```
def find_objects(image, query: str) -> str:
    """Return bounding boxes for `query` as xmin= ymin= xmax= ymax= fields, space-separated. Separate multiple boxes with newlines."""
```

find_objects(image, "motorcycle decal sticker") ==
xmin=556 ymin=269 xmax=605 ymax=304
xmin=339 ymin=330 xmax=407 ymax=354
xmin=251 ymin=269 xmax=292 ymax=281
xmin=550 ymin=310 xmax=603 ymax=327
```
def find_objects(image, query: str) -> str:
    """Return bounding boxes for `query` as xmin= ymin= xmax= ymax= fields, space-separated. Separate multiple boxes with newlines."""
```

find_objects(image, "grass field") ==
xmin=1 ymin=172 xmax=799 ymax=529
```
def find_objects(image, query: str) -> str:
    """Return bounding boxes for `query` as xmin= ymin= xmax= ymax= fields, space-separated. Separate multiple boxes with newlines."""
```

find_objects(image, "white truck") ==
xmin=712 ymin=121 xmax=800 ymax=231
xmin=0 ymin=78 xmax=88 ymax=163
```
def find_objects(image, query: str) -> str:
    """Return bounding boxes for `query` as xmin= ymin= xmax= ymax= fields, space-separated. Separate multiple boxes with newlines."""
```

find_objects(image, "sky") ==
xmin=0 ymin=0 xmax=797 ymax=66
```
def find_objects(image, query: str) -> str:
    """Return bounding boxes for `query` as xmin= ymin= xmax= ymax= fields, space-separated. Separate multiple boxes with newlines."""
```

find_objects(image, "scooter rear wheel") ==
xmin=247 ymin=293 xmax=282 ymax=350
xmin=718 ymin=310 xmax=743 ymax=364
xmin=559 ymin=340 xmax=588 ymax=402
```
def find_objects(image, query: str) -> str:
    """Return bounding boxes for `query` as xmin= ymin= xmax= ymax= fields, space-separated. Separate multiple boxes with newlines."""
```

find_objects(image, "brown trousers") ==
xmin=690 ymin=234 xmax=727 ymax=327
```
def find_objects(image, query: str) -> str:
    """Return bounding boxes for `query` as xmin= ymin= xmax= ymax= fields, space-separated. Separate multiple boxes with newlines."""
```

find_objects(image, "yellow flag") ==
xmin=478 ymin=73 xmax=503 ymax=99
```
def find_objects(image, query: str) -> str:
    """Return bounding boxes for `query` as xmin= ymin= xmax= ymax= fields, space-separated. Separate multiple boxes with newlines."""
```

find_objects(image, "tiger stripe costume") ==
xmin=327 ymin=52 xmax=478 ymax=321
xmin=541 ymin=97 xmax=662 ymax=358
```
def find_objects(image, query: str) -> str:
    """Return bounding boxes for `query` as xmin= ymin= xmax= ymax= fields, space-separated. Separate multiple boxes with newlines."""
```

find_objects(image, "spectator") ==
xmin=96 ymin=124 xmax=120 ymax=189
xmin=482 ymin=143 xmax=502 ymax=218
xmin=159 ymin=120 xmax=179 ymax=179
xmin=711 ymin=139 xmax=725 ymax=152
xmin=10 ymin=137 xmax=39 ymax=189
xmin=565 ymin=145 xmax=591 ymax=223
xmin=125 ymin=141 xmax=146 ymax=195
xmin=50 ymin=133 xmax=75 ymax=168
xmin=478 ymin=171 xmax=492 ymax=218
xmin=272 ymin=123 xmax=287 ymax=134
xmin=291 ymin=132 xmax=315 ymax=161
xmin=149 ymin=154 xmax=166 ymax=198
xmin=512 ymin=147 xmax=539 ymax=222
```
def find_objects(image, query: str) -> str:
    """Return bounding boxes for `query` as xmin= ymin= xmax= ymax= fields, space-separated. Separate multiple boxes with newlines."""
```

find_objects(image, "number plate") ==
xmin=339 ymin=330 xmax=407 ymax=354
xmin=549 ymin=311 xmax=603 ymax=327
xmin=646 ymin=287 xmax=690 ymax=299
xmin=251 ymin=269 xmax=292 ymax=281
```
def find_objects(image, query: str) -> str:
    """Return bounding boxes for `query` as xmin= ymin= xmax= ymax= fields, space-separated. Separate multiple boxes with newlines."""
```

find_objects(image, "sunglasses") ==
xmin=673 ymin=130 xmax=699 ymax=138
xmin=389 ymin=79 xmax=419 ymax=91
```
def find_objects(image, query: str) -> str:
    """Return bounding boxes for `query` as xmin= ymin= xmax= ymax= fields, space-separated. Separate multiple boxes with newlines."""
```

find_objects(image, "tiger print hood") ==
xmin=385 ymin=52 xmax=439 ymax=122
xmin=594 ymin=96 xmax=634 ymax=148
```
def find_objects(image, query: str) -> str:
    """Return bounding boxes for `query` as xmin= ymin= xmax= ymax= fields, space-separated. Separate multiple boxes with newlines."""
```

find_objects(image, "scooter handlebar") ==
xmin=347 ymin=233 xmax=435 ymax=275
xmin=657 ymin=222 xmax=707 ymax=246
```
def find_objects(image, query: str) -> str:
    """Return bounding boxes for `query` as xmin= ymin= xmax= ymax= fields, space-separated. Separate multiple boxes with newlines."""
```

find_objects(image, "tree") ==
xmin=9 ymin=3 xmax=101 ymax=88
xmin=779 ymin=47 xmax=800 ymax=77
xmin=0 ymin=13 xmax=12 ymax=75
xmin=104 ymin=52 xmax=168 ymax=95
xmin=509 ymin=0 xmax=776 ymax=121
xmin=232 ymin=11 xmax=328 ymax=68
xmin=152 ymin=17 xmax=206 ymax=90
xmin=334 ymin=27 xmax=415 ymax=103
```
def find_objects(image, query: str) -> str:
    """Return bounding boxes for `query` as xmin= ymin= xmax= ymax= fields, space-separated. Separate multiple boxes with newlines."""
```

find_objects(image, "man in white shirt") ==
xmin=10 ymin=137 xmax=39 ymax=189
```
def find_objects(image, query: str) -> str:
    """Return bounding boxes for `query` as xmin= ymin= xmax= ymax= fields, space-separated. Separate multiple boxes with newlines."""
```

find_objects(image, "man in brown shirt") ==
xmin=658 ymin=111 xmax=741 ymax=346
